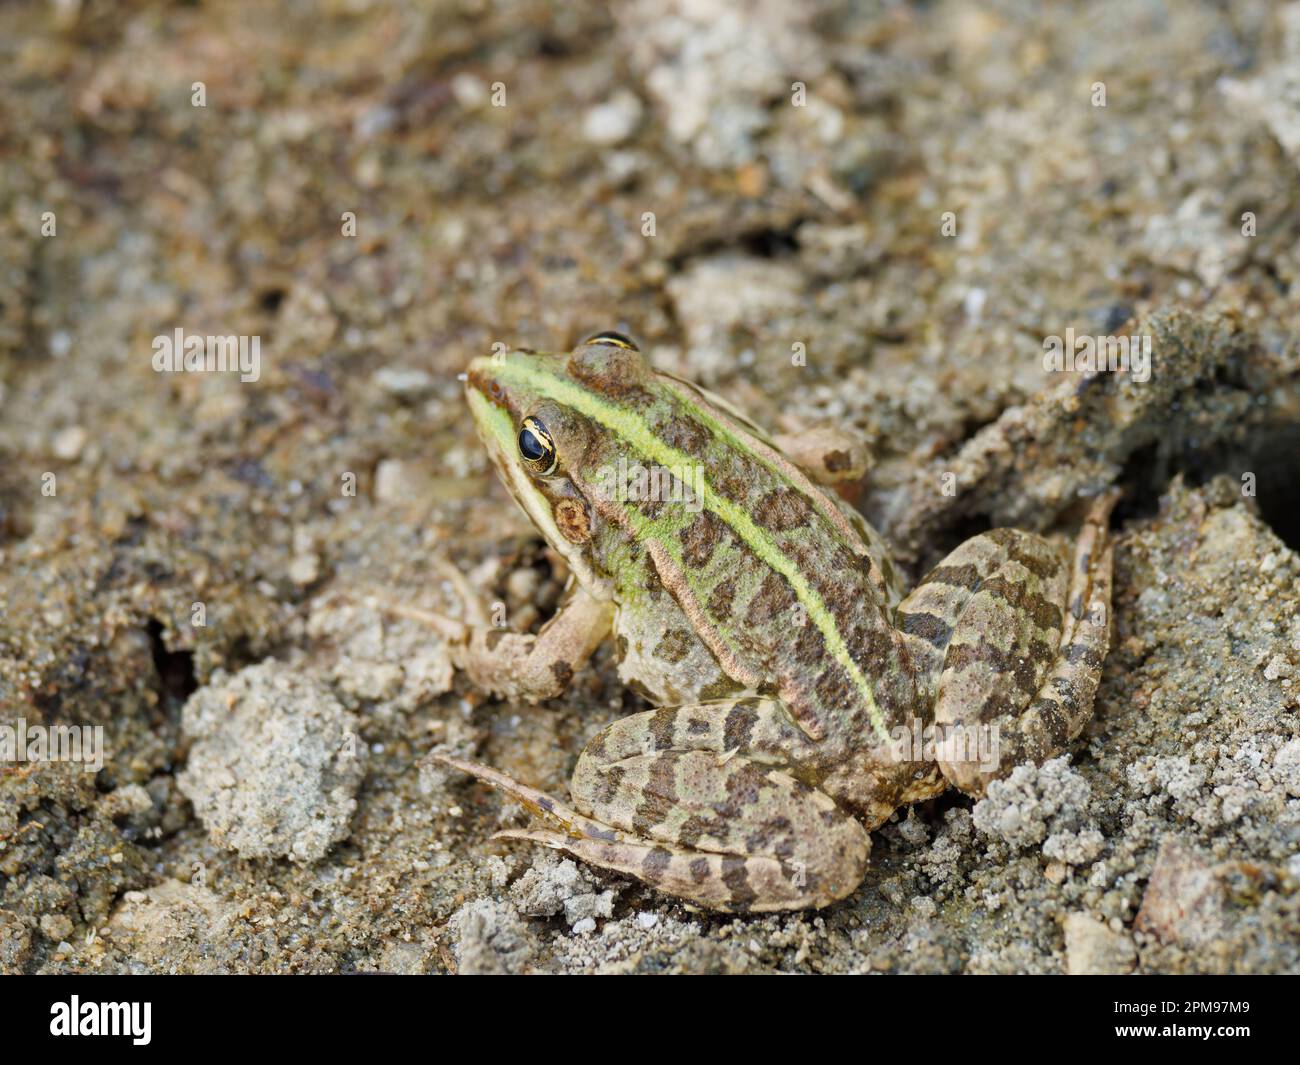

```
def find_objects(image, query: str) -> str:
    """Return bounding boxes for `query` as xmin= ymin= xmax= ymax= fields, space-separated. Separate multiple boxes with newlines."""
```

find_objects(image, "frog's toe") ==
xmin=435 ymin=754 xmax=623 ymax=843
xmin=491 ymin=827 xmax=570 ymax=848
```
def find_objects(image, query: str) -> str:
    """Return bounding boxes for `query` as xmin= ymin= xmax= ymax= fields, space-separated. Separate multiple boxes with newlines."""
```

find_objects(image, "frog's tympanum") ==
xmin=435 ymin=333 xmax=1116 ymax=912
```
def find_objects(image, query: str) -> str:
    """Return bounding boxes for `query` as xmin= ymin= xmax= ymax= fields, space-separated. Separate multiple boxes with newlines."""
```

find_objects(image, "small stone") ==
xmin=570 ymin=917 xmax=597 ymax=935
xmin=451 ymin=73 xmax=488 ymax=109
xmin=1135 ymin=838 xmax=1225 ymax=946
xmin=0 ymin=910 xmax=33 ymax=971
xmin=450 ymin=898 xmax=535 ymax=975
xmin=288 ymin=552 xmax=320 ymax=585
xmin=49 ymin=330 xmax=72 ymax=357
xmin=39 ymin=913 xmax=74 ymax=942
xmin=1064 ymin=913 xmax=1136 ymax=975
xmin=178 ymin=661 xmax=363 ymax=862
xmin=374 ymin=458 xmax=428 ymax=503
xmin=1273 ymin=739 xmax=1300 ymax=798
xmin=1263 ymin=654 xmax=1292 ymax=681
xmin=52 ymin=426 xmax=87 ymax=460
xmin=583 ymin=90 xmax=644 ymax=145
xmin=375 ymin=366 xmax=436 ymax=399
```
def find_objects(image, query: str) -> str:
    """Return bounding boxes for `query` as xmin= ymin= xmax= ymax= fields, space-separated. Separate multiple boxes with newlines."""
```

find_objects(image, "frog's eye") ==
xmin=518 ymin=416 xmax=558 ymax=475
xmin=582 ymin=330 xmax=639 ymax=352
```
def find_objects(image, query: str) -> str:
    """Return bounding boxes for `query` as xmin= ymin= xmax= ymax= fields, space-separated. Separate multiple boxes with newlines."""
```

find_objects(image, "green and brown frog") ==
xmin=431 ymin=333 xmax=1116 ymax=913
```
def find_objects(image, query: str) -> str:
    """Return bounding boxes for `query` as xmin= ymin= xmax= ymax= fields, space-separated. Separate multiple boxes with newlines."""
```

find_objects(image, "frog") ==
xmin=432 ymin=332 xmax=1117 ymax=913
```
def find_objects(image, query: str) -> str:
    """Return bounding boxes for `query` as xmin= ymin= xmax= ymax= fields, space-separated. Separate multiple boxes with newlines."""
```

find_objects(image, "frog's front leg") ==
xmin=439 ymin=699 xmax=869 ymax=912
xmin=461 ymin=586 xmax=614 ymax=701
xmin=388 ymin=582 xmax=613 ymax=702
xmin=896 ymin=492 xmax=1117 ymax=795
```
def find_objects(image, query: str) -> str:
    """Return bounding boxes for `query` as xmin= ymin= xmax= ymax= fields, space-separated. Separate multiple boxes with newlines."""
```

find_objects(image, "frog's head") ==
xmin=464 ymin=332 xmax=653 ymax=595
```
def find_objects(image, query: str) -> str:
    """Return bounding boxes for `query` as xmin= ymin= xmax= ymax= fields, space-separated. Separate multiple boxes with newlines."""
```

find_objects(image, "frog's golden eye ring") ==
xmin=518 ymin=416 xmax=558 ymax=475
xmin=582 ymin=331 xmax=639 ymax=352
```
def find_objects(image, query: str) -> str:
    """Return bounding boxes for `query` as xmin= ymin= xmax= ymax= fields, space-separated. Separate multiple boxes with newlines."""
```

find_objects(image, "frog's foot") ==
xmin=897 ymin=491 xmax=1118 ymax=796
xmin=434 ymin=754 xmax=622 ymax=842
xmin=367 ymin=581 xmax=613 ymax=703
xmin=446 ymin=700 xmax=868 ymax=913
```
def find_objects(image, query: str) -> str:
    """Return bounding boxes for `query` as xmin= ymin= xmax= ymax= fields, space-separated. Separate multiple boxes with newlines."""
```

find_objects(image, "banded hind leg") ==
xmin=896 ymin=492 xmax=1117 ymax=795
xmin=438 ymin=699 xmax=870 ymax=913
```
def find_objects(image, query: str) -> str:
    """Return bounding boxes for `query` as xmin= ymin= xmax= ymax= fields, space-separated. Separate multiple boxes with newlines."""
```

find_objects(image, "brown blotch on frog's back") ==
xmin=568 ymin=345 xmax=653 ymax=401
xmin=653 ymin=628 xmax=694 ymax=664
xmin=793 ymin=621 xmax=826 ymax=666
xmin=845 ymin=619 xmax=896 ymax=675
xmin=745 ymin=569 xmax=797 ymax=625
xmin=706 ymin=577 xmax=737 ymax=623
xmin=642 ymin=553 xmax=663 ymax=595
xmin=680 ymin=510 xmax=724 ymax=568
xmin=808 ymin=546 xmax=873 ymax=615
xmin=658 ymin=412 xmax=712 ymax=455
xmin=635 ymin=495 xmax=666 ymax=521
xmin=812 ymin=662 xmax=856 ymax=712
xmin=549 ymin=659 xmax=574 ymax=687
xmin=677 ymin=814 xmax=716 ymax=849
xmin=754 ymin=487 xmax=812 ymax=532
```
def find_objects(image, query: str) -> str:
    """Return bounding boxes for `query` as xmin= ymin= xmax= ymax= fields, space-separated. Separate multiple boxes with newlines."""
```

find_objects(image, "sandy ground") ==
xmin=1 ymin=0 xmax=1298 ymax=973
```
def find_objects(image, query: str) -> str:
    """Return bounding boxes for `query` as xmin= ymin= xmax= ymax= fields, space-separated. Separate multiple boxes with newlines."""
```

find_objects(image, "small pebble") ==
xmin=52 ymin=426 xmax=87 ymax=460
xmin=583 ymin=90 xmax=643 ymax=145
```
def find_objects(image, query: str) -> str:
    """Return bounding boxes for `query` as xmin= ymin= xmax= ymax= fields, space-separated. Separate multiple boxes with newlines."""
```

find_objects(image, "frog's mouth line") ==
xmin=464 ymin=383 xmax=608 ymax=597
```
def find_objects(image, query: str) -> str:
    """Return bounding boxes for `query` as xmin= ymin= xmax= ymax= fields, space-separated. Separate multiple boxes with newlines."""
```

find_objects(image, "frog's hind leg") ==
xmin=896 ymin=492 xmax=1117 ymax=796
xmin=440 ymin=700 xmax=870 ymax=913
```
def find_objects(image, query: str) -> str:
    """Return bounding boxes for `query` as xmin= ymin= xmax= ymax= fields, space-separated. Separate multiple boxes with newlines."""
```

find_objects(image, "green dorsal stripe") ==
xmin=495 ymin=360 xmax=890 ymax=743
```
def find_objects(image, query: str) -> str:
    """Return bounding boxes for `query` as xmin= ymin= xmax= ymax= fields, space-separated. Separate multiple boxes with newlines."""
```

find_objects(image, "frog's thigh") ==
xmin=899 ymin=494 xmax=1116 ymax=796
xmin=563 ymin=701 xmax=869 ymax=913
xmin=458 ymin=587 xmax=613 ymax=702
